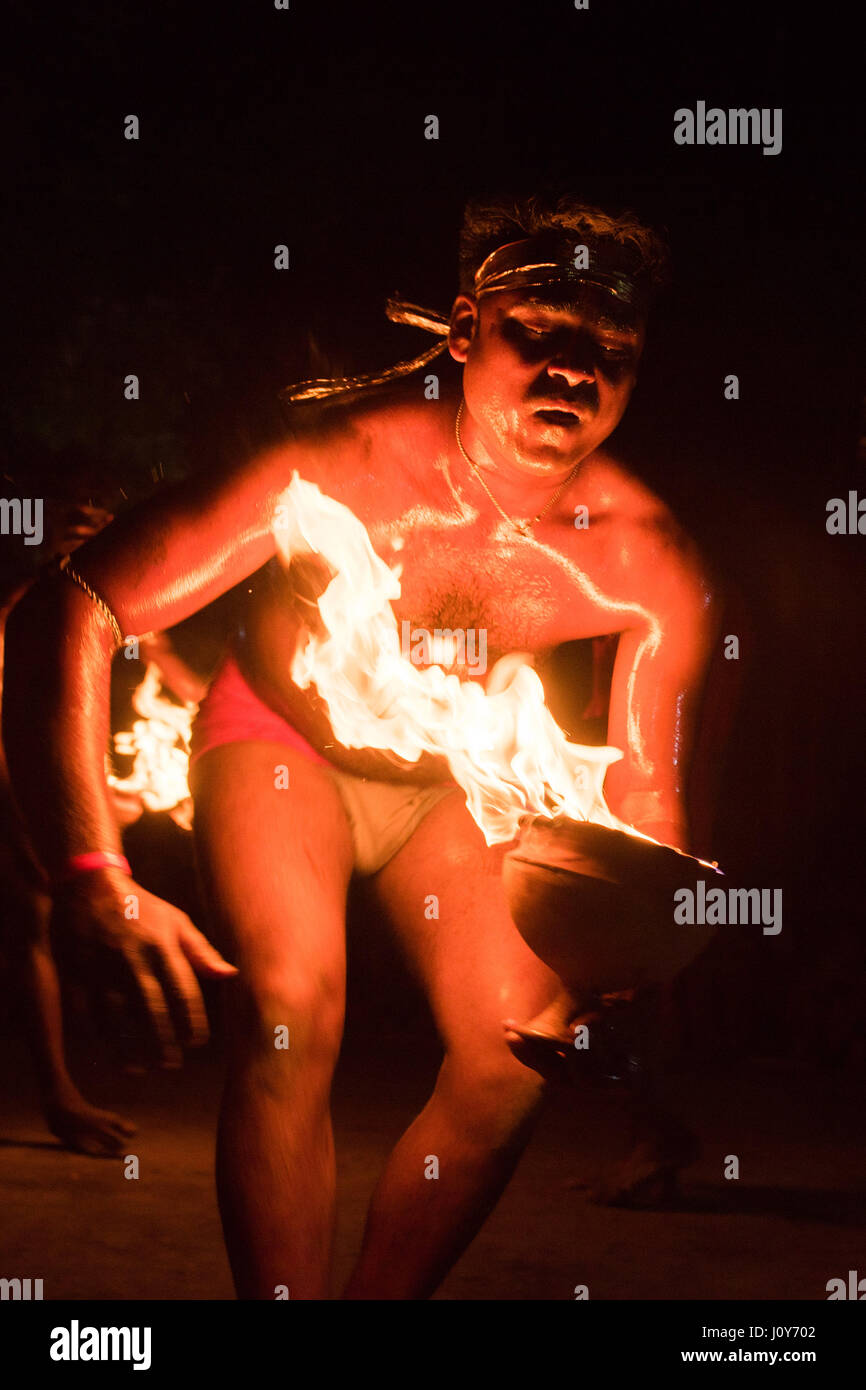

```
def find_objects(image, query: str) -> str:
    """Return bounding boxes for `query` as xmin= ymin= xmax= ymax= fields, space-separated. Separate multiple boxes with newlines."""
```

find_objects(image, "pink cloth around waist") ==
xmin=189 ymin=653 xmax=329 ymax=768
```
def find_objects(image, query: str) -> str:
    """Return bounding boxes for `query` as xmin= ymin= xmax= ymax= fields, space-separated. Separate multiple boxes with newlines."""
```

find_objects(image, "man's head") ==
xmin=448 ymin=194 xmax=670 ymax=475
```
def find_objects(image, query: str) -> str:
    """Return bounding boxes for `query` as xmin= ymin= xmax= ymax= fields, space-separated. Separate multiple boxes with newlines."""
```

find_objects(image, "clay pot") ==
xmin=502 ymin=817 xmax=721 ymax=996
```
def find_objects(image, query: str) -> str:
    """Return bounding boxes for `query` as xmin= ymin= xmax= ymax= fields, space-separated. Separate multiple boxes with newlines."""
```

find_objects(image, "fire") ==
xmin=108 ymin=480 xmax=672 ymax=849
xmin=108 ymin=663 xmax=196 ymax=830
xmin=273 ymin=474 xmax=648 ymax=847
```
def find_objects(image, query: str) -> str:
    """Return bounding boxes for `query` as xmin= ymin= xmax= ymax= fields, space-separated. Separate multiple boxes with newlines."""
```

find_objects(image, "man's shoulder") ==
xmin=583 ymin=449 xmax=712 ymax=587
xmin=583 ymin=448 xmax=678 ymax=532
xmin=210 ymin=382 xmax=454 ymax=530
xmin=288 ymin=380 xmax=455 ymax=451
xmin=245 ymin=382 xmax=453 ymax=505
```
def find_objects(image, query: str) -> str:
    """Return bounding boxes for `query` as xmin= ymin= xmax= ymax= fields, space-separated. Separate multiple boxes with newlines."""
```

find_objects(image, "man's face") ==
xmin=449 ymin=284 xmax=646 ymax=476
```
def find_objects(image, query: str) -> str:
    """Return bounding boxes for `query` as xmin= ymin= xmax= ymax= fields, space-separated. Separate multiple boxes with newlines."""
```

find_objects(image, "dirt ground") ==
xmin=1 ymin=1026 xmax=862 ymax=1302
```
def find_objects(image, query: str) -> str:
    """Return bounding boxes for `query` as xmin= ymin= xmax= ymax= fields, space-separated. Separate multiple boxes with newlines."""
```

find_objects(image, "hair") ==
xmin=458 ymin=192 xmax=671 ymax=302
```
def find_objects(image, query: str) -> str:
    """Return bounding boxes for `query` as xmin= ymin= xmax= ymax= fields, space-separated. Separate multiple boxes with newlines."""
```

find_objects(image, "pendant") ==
xmin=513 ymin=519 xmax=533 ymax=538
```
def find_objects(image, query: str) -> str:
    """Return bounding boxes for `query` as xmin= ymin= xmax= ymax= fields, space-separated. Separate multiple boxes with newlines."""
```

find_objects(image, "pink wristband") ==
xmin=62 ymin=851 xmax=131 ymax=881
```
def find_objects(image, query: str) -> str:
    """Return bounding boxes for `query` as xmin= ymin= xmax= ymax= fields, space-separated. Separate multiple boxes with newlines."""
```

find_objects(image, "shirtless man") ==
xmin=3 ymin=194 xmax=719 ymax=1298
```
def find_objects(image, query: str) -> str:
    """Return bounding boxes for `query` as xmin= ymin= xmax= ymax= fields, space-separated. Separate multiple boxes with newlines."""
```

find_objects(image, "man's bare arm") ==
xmin=0 ymin=434 xmax=344 ymax=1063
xmin=2 ymin=442 xmax=295 ymax=876
xmin=602 ymin=519 xmax=722 ymax=853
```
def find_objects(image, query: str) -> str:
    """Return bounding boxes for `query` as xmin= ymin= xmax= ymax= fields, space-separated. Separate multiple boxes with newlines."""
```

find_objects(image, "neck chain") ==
xmin=455 ymin=400 xmax=581 ymax=539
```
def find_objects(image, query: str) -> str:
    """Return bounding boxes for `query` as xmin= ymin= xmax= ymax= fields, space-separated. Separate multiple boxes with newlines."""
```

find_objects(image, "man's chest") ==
xmin=368 ymin=516 xmax=623 ymax=656
xmin=290 ymin=454 xmax=635 ymax=658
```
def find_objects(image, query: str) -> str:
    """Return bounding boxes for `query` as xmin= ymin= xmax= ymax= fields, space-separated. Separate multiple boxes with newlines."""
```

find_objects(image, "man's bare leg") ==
xmin=191 ymin=742 xmax=354 ymax=1299
xmin=586 ymin=989 xmax=700 ymax=1207
xmin=505 ymin=985 xmax=701 ymax=1204
xmin=0 ymin=856 xmax=135 ymax=1156
xmin=26 ymin=934 xmax=137 ymax=1155
xmin=343 ymin=794 xmax=560 ymax=1299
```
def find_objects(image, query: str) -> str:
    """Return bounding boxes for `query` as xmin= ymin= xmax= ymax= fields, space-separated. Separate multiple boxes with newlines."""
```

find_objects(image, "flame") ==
xmin=108 ymin=663 xmax=196 ymax=829
xmin=273 ymin=474 xmax=651 ymax=847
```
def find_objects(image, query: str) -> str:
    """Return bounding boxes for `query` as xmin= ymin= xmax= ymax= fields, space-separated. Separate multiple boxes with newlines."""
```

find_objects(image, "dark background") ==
xmin=2 ymin=0 xmax=864 ymax=1065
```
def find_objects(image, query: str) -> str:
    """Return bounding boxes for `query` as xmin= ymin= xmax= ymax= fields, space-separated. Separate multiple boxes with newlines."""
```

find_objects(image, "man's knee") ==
xmin=227 ymin=970 xmax=344 ymax=1076
xmin=440 ymin=1045 xmax=547 ymax=1145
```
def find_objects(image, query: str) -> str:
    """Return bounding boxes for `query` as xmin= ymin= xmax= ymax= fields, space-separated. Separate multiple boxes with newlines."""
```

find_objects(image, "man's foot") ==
xmin=582 ymin=1119 xmax=701 ymax=1208
xmin=504 ymin=986 xmax=593 ymax=1080
xmin=503 ymin=995 xmax=643 ymax=1087
xmin=503 ymin=1019 xmax=575 ymax=1080
xmin=45 ymin=1097 xmax=136 ymax=1157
